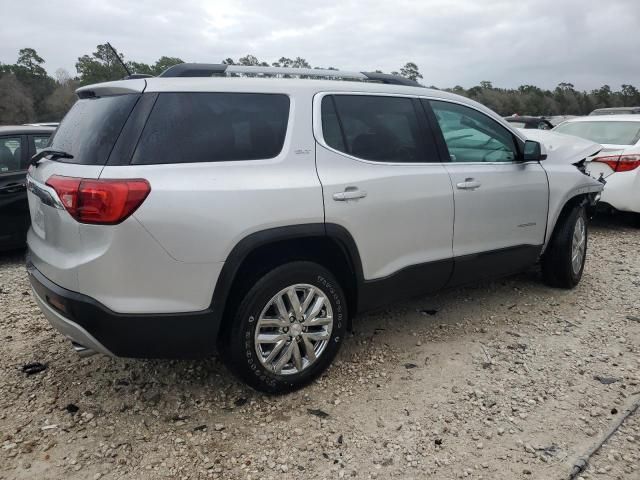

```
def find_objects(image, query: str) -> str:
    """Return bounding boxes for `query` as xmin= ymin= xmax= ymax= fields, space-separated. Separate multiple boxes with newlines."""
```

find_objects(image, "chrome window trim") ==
xmin=312 ymin=92 xmax=531 ymax=167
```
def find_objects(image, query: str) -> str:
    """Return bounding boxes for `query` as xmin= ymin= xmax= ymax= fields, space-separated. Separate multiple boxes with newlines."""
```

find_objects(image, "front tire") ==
xmin=541 ymin=204 xmax=588 ymax=288
xmin=222 ymin=261 xmax=347 ymax=394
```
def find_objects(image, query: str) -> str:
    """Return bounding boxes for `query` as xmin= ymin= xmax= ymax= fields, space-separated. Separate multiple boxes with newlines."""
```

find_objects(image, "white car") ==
xmin=26 ymin=64 xmax=603 ymax=392
xmin=553 ymin=115 xmax=640 ymax=215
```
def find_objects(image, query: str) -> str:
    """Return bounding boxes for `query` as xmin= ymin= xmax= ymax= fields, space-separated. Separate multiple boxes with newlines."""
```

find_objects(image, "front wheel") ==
xmin=222 ymin=261 xmax=347 ymax=393
xmin=541 ymin=204 xmax=588 ymax=288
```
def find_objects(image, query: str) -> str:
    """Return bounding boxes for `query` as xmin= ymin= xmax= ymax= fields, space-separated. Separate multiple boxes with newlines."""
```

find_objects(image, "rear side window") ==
xmin=553 ymin=121 xmax=640 ymax=146
xmin=49 ymin=94 xmax=140 ymax=165
xmin=131 ymin=93 xmax=290 ymax=164
xmin=321 ymin=94 xmax=434 ymax=163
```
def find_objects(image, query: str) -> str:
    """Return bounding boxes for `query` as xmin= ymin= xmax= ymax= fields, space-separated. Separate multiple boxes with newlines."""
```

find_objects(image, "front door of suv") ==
xmin=426 ymin=100 xmax=548 ymax=285
xmin=314 ymin=93 xmax=454 ymax=310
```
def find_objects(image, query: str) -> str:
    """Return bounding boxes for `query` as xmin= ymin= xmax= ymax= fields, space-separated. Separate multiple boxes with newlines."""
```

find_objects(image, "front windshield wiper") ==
xmin=30 ymin=148 xmax=74 ymax=167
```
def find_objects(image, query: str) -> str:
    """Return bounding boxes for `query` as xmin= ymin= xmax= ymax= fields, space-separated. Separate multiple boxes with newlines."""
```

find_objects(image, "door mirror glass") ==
xmin=523 ymin=140 xmax=546 ymax=161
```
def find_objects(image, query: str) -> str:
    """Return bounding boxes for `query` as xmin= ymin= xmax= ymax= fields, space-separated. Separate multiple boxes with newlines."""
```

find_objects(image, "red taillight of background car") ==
xmin=45 ymin=175 xmax=151 ymax=225
xmin=592 ymin=154 xmax=640 ymax=173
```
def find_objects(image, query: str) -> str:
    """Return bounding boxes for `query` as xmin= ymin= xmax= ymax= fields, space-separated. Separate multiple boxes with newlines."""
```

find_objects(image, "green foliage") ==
xmin=76 ymin=44 xmax=128 ymax=85
xmin=400 ymin=62 xmax=423 ymax=81
xmin=1 ymin=48 xmax=639 ymax=124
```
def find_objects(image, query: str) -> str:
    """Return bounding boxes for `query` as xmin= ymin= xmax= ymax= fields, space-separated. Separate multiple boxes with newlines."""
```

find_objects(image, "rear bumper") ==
xmin=27 ymin=261 xmax=220 ymax=359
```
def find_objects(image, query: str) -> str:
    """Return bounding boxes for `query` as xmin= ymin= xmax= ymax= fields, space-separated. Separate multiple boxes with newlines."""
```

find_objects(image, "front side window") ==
xmin=321 ymin=94 xmax=433 ymax=163
xmin=0 ymin=136 xmax=23 ymax=173
xmin=430 ymin=101 xmax=518 ymax=163
xmin=132 ymin=93 xmax=290 ymax=164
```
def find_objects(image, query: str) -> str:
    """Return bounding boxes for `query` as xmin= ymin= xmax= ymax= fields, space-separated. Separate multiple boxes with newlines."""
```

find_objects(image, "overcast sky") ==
xmin=2 ymin=0 xmax=639 ymax=90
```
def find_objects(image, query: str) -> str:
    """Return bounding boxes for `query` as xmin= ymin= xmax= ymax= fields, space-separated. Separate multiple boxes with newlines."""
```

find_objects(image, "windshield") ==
xmin=48 ymin=94 xmax=140 ymax=165
xmin=553 ymin=121 xmax=640 ymax=145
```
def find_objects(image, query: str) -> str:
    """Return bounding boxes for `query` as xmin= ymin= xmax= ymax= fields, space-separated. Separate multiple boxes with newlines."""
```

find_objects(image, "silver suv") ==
xmin=26 ymin=64 xmax=603 ymax=393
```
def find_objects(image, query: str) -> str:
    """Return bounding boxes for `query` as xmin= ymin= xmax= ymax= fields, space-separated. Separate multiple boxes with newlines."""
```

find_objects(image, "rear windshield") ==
xmin=131 ymin=93 xmax=290 ymax=165
xmin=553 ymin=121 xmax=640 ymax=145
xmin=48 ymin=94 xmax=140 ymax=165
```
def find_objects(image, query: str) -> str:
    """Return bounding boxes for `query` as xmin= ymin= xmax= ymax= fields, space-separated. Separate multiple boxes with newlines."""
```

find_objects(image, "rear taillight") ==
xmin=46 ymin=175 xmax=151 ymax=225
xmin=592 ymin=154 xmax=640 ymax=173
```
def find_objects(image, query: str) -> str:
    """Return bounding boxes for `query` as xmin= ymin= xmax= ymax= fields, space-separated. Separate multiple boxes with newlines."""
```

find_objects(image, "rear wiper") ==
xmin=30 ymin=148 xmax=74 ymax=167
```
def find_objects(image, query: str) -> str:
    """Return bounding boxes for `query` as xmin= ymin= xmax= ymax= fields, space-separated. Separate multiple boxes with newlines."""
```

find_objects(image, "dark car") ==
xmin=0 ymin=125 xmax=54 ymax=251
xmin=504 ymin=115 xmax=553 ymax=130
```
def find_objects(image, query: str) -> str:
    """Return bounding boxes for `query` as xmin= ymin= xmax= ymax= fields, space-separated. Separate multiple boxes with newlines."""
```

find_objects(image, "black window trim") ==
xmin=314 ymin=91 xmax=446 ymax=165
xmin=422 ymin=97 xmax=531 ymax=165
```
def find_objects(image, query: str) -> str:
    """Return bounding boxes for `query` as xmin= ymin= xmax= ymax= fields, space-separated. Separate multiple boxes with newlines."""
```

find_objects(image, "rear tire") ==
xmin=221 ymin=261 xmax=347 ymax=394
xmin=541 ymin=204 xmax=588 ymax=288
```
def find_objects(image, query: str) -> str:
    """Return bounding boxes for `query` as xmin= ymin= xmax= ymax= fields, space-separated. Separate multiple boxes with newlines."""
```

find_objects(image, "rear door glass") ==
xmin=321 ymin=94 xmax=435 ymax=163
xmin=48 ymin=94 xmax=140 ymax=165
xmin=131 ymin=93 xmax=290 ymax=164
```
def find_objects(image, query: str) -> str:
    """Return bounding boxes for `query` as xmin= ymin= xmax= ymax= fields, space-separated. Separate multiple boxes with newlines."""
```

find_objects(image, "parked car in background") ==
xmin=553 ymin=115 xmax=640 ymax=216
xmin=504 ymin=115 xmax=554 ymax=130
xmin=26 ymin=65 xmax=602 ymax=393
xmin=0 ymin=125 xmax=54 ymax=251
xmin=589 ymin=107 xmax=640 ymax=116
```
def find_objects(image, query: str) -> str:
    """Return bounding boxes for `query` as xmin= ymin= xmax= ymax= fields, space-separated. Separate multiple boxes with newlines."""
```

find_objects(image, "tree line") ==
xmin=1 ymin=45 xmax=639 ymax=125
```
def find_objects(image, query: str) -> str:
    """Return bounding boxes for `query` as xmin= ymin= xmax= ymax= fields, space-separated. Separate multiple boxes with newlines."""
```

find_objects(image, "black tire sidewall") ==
xmin=543 ymin=204 xmax=588 ymax=288
xmin=226 ymin=262 xmax=347 ymax=393
xmin=567 ymin=206 xmax=588 ymax=284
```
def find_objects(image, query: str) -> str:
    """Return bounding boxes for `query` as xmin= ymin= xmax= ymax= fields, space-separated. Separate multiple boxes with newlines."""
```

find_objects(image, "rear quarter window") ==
xmin=49 ymin=94 xmax=140 ymax=165
xmin=131 ymin=93 xmax=290 ymax=164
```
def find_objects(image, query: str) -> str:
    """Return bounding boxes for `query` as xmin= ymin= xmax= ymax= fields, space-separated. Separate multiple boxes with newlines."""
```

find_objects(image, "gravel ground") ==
xmin=1 ymin=215 xmax=639 ymax=480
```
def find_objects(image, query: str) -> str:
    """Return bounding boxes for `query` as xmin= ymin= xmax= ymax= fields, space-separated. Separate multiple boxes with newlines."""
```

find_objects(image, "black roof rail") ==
xmin=159 ymin=63 xmax=227 ymax=77
xmin=361 ymin=72 xmax=421 ymax=87
xmin=158 ymin=62 xmax=423 ymax=86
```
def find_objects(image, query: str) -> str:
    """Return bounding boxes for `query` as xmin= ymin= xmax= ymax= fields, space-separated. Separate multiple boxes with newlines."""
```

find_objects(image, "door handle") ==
xmin=456 ymin=178 xmax=481 ymax=190
xmin=333 ymin=186 xmax=367 ymax=201
xmin=0 ymin=182 xmax=26 ymax=194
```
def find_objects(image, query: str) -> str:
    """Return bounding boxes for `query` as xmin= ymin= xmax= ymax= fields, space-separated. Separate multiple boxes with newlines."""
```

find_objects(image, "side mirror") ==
xmin=523 ymin=140 xmax=547 ymax=161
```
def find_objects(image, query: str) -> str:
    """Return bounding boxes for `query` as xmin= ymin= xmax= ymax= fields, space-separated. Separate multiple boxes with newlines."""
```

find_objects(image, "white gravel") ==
xmin=1 ymin=215 xmax=639 ymax=480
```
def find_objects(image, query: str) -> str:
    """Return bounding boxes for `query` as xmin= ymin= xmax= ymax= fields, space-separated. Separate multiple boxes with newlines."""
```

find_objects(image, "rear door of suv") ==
xmin=314 ymin=93 xmax=454 ymax=310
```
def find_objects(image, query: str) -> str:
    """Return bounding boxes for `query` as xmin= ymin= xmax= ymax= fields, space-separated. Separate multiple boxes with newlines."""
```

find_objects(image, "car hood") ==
xmin=520 ymin=129 xmax=602 ymax=164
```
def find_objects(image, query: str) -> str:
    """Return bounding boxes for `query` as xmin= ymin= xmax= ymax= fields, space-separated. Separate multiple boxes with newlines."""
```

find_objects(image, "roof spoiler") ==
xmin=76 ymin=78 xmax=147 ymax=99
xmin=158 ymin=63 xmax=422 ymax=87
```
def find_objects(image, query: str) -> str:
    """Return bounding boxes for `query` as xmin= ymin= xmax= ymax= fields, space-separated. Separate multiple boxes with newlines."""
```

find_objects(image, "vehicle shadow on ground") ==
xmin=590 ymin=210 xmax=638 ymax=231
